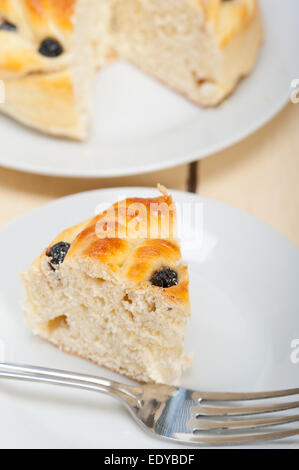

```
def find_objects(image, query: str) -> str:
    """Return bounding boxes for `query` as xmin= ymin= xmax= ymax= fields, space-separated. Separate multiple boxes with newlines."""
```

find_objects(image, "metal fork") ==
xmin=0 ymin=362 xmax=298 ymax=446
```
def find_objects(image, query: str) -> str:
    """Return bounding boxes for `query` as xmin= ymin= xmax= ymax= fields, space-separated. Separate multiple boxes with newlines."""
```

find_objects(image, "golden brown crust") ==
xmin=124 ymin=239 xmax=181 ymax=283
xmin=43 ymin=187 xmax=190 ymax=308
xmin=0 ymin=0 xmax=75 ymax=78
xmin=0 ymin=68 xmax=88 ymax=139
xmin=24 ymin=0 xmax=75 ymax=31
xmin=0 ymin=0 xmax=75 ymax=33
xmin=82 ymin=238 xmax=131 ymax=265
xmin=164 ymin=278 xmax=190 ymax=307
xmin=199 ymin=0 xmax=259 ymax=48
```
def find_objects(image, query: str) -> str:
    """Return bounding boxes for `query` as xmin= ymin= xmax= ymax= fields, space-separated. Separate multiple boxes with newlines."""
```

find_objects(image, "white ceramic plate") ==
xmin=0 ymin=0 xmax=298 ymax=178
xmin=0 ymin=187 xmax=298 ymax=449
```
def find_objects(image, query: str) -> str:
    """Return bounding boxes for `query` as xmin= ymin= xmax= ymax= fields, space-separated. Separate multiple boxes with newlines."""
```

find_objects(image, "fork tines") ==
xmin=187 ymin=388 xmax=299 ymax=444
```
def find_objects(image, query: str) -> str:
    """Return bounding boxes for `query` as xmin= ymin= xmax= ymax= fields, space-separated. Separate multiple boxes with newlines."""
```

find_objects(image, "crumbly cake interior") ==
xmin=108 ymin=0 xmax=262 ymax=105
xmin=111 ymin=0 xmax=221 ymax=104
xmin=23 ymin=256 xmax=190 ymax=384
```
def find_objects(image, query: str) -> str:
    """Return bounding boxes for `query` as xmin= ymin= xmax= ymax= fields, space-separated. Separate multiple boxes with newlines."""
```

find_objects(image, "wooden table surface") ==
xmin=0 ymin=102 xmax=298 ymax=246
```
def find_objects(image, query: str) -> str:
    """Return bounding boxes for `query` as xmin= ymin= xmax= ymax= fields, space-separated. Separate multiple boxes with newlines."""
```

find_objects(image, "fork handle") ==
xmin=0 ymin=362 xmax=139 ymax=408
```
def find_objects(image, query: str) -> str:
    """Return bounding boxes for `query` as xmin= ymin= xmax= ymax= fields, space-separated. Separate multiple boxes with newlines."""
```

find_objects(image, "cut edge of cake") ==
xmin=21 ymin=185 xmax=192 ymax=385
xmin=112 ymin=0 xmax=263 ymax=107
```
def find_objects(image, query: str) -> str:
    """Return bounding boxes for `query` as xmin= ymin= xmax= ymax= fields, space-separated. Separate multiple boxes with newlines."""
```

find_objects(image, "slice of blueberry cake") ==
xmin=21 ymin=186 xmax=191 ymax=385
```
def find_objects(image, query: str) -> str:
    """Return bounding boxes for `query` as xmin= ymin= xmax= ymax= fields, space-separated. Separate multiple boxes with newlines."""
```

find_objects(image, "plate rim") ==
xmin=0 ymin=95 xmax=290 ymax=179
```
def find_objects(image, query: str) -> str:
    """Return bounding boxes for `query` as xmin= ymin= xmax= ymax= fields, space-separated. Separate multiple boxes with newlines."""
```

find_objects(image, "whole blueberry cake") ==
xmin=0 ymin=0 xmax=262 ymax=139
xmin=21 ymin=186 xmax=191 ymax=384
